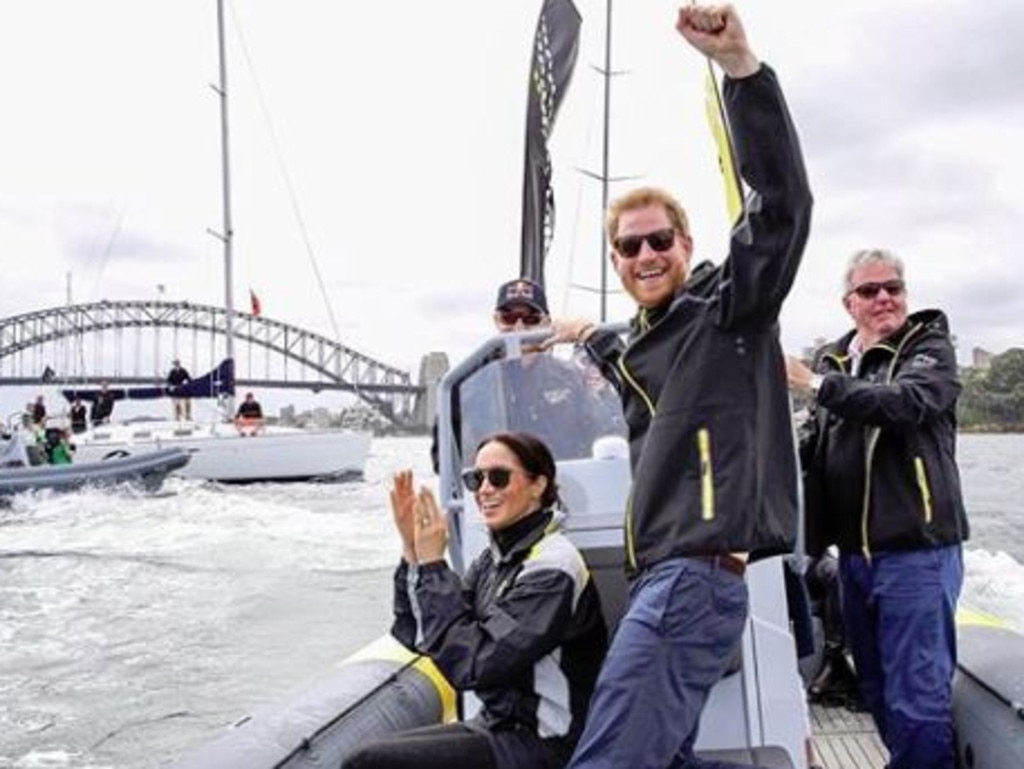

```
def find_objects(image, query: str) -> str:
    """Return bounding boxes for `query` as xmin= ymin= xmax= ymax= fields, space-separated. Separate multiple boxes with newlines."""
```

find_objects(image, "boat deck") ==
xmin=810 ymin=703 xmax=888 ymax=769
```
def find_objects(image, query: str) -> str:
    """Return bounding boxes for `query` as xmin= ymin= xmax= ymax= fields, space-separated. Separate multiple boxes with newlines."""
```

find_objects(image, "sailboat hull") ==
xmin=72 ymin=422 xmax=371 ymax=483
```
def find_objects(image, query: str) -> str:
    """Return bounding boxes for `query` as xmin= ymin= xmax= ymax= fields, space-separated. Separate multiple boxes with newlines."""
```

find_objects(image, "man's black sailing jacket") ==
xmin=584 ymin=65 xmax=813 ymax=574
xmin=802 ymin=309 xmax=970 ymax=558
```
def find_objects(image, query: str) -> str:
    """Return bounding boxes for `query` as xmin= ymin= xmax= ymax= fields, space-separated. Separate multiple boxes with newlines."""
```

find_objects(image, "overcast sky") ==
xmin=2 ymin=0 xmax=1022 ymax=417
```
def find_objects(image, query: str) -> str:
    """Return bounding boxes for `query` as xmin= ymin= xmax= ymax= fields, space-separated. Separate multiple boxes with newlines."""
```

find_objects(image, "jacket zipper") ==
xmin=819 ymin=351 xmax=877 ymax=558
xmin=624 ymin=492 xmax=637 ymax=571
xmin=861 ymin=428 xmax=880 ymax=560
xmin=914 ymin=456 xmax=934 ymax=523
xmin=858 ymin=324 xmax=923 ymax=560
xmin=698 ymin=428 xmax=715 ymax=521
xmin=616 ymin=376 xmax=645 ymax=570
xmin=616 ymin=357 xmax=656 ymax=418
xmin=617 ymin=310 xmax=656 ymax=570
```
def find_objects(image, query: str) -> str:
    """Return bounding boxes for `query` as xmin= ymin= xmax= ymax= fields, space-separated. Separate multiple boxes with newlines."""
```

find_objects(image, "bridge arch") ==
xmin=0 ymin=300 xmax=422 ymax=423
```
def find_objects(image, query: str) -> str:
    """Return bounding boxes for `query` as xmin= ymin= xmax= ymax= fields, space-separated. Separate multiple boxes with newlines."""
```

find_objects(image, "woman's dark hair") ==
xmin=475 ymin=431 xmax=562 ymax=510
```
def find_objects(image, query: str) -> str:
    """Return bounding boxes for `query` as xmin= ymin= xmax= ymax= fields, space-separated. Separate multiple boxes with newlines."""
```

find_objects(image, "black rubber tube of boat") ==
xmin=272 ymin=655 xmax=435 ymax=769
xmin=957 ymin=666 xmax=1024 ymax=721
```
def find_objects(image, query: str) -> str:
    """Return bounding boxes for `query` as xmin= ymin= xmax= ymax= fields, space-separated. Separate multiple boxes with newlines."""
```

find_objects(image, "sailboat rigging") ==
xmin=597 ymin=0 xmax=613 ymax=321
xmin=211 ymin=0 xmax=236 ymax=413
xmin=58 ymin=0 xmax=372 ymax=483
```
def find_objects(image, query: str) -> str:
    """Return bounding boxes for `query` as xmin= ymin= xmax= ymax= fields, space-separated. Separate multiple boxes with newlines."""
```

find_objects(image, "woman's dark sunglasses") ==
xmin=612 ymin=228 xmax=677 ymax=259
xmin=497 ymin=309 xmax=545 ymax=327
xmin=847 ymin=279 xmax=905 ymax=300
xmin=462 ymin=467 xmax=519 ymax=492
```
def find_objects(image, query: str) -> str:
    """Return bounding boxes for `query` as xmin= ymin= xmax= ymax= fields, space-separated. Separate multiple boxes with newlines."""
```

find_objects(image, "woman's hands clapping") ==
xmin=412 ymin=487 xmax=448 ymax=564
xmin=389 ymin=471 xmax=448 ymax=565
xmin=389 ymin=470 xmax=417 ymax=563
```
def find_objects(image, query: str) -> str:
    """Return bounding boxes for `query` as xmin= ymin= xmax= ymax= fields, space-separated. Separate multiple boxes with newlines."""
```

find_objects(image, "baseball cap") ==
xmin=494 ymin=278 xmax=548 ymax=314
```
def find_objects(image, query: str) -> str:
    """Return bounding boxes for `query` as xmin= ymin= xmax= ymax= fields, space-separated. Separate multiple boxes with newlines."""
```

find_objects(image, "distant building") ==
xmin=972 ymin=347 xmax=994 ymax=371
xmin=415 ymin=352 xmax=450 ymax=429
xmin=309 ymin=407 xmax=332 ymax=428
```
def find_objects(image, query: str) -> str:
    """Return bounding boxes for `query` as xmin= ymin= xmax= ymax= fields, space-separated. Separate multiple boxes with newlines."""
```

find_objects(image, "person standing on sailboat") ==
xmin=546 ymin=5 xmax=812 ymax=767
xmin=90 ymin=383 xmax=117 ymax=426
xmin=69 ymin=397 xmax=88 ymax=434
xmin=167 ymin=359 xmax=193 ymax=421
xmin=31 ymin=395 xmax=47 ymax=428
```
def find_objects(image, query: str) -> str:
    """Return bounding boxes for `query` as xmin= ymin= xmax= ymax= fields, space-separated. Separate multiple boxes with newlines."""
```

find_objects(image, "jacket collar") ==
xmin=824 ymin=309 xmax=950 ymax=371
xmin=490 ymin=508 xmax=555 ymax=562
xmin=630 ymin=260 xmax=718 ymax=334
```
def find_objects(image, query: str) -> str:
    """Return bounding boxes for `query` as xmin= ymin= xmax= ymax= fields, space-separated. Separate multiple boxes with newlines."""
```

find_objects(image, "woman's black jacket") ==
xmin=392 ymin=509 xmax=607 ymax=769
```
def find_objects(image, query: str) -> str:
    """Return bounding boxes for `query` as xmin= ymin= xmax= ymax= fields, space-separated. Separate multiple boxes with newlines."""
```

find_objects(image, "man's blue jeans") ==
xmin=567 ymin=556 xmax=753 ymax=769
xmin=840 ymin=545 xmax=963 ymax=769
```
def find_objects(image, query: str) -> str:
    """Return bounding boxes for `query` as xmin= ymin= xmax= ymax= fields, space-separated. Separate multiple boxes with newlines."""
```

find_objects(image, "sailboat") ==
xmin=59 ymin=0 xmax=371 ymax=484
xmin=61 ymin=361 xmax=370 ymax=482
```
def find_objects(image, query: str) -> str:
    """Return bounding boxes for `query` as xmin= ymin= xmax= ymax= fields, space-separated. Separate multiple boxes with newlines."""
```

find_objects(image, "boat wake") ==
xmin=963 ymin=548 xmax=1024 ymax=631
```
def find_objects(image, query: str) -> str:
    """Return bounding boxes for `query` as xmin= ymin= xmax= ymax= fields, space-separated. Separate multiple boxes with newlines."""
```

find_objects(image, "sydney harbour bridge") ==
xmin=0 ymin=300 xmax=444 ymax=428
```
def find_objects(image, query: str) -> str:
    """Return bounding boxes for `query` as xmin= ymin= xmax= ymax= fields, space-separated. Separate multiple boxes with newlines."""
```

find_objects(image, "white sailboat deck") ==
xmin=810 ymin=703 xmax=888 ymax=769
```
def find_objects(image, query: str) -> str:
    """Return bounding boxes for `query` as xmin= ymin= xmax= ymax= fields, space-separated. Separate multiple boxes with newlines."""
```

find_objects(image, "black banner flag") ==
xmin=519 ymin=0 xmax=581 ymax=288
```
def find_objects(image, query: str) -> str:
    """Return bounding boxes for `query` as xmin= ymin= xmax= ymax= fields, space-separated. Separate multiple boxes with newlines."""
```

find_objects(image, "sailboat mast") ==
xmin=598 ymin=0 xmax=613 ymax=322
xmin=214 ymin=0 xmax=236 ymax=413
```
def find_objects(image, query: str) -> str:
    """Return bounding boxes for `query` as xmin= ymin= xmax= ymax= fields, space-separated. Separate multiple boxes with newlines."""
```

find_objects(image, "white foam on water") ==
xmin=5 ymin=750 xmax=111 ymax=769
xmin=963 ymin=547 xmax=1024 ymax=631
xmin=1 ymin=475 xmax=403 ymax=575
xmin=3 ymin=435 xmax=1022 ymax=768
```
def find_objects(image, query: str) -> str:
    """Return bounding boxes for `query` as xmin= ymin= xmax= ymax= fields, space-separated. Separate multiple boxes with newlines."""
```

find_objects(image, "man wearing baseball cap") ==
xmin=431 ymin=277 xmax=622 ymax=472
xmin=493 ymin=278 xmax=550 ymax=331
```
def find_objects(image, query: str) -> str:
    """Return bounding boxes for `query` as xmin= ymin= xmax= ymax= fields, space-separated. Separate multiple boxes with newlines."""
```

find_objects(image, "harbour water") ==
xmin=2 ymin=434 xmax=1023 ymax=768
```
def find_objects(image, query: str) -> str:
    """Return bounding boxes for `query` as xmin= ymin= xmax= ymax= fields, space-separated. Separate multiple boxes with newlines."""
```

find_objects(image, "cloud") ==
xmin=764 ymin=0 xmax=1024 ymax=361
xmin=946 ymin=275 xmax=1024 ymax=338
xmin=793 ymin=0 xmax=1024 ymax=158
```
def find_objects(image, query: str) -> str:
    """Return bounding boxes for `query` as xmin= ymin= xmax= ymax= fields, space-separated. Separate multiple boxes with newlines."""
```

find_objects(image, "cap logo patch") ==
xmin=506 ymin=281 xmax=536 ymax=301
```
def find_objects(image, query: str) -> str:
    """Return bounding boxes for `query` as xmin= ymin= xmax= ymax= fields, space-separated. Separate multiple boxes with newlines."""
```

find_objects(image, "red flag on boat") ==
xmin=250 ymin=289 xmax=262 ymax=317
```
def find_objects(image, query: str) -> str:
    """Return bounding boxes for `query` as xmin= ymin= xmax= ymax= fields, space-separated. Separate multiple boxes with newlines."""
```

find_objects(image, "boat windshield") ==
xmin=456 ymin=352 xmax=626 ymax=464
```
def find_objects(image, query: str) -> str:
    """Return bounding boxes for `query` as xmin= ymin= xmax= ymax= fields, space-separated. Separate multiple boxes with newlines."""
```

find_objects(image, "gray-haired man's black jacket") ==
xmin=393 ymin=509 xmax=607 ymax=769
xmin=584 ymin=64 xmax=813 ymax=573
xmin=801 ymin=309 xmax=970 ymax=557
